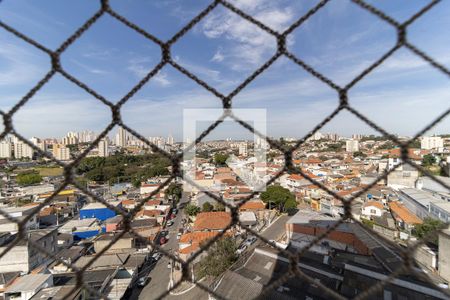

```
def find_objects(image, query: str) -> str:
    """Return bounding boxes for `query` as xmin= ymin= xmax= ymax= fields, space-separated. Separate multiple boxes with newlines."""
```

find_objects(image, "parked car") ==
xmin=137 ymin=276 xmax=151 ymax=287
xmin=167 ymin=220 xmax=174 ymax=227
xmin=159 ymin=236 xmax=167 ymax=245
xmin=172 ymin=208 xmax=178 ymax=214
xmin=236 ymin=244 xmax=247 ymax=255
xmin=167 ymin=261 xmax=172 ymax=269
xmin=160 ymin=230 xmax=169 ymax=236
xmin=244 ymin=236 xmax=257 ymax=246
xmin=177 ymin=232 xmax=182 ymax=240
xmin=151 ymin=252 xmax=162 ymax=261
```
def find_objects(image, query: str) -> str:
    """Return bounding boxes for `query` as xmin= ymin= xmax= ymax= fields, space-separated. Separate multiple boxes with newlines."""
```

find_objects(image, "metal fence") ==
xmin=0 ymin=0 xmax=449 ymax=299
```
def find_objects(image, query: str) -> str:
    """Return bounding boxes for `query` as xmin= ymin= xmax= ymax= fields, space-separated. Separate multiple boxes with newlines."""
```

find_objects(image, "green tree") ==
xmin=260 ymin=185 xmax=297 ymax=212
xmin=353 ymin=151 xmax=367 ymax=158
xmin=422 ymin=154 xmax=436 ymax=167
xmin=197 ymin=237 xmax=237 ymax=278
xmin=215 ymin=202 xmax=225 ymax=211
xmin=16 ymin=171 xmax=42 ymax=186
xmin=185 ymin=204 xmax=201 ymax=216
xmin=165 ymin=183 xmax=182 ymax=203
xmin=408 ymin=139 xmax=421 ymax=148
xmin=202 ymin=202 xmax=214 ymax=212
xmin=214 ymin=153 xmax=229 ymax=166
xmin=413 ymin=218 xmax=445 ymax=245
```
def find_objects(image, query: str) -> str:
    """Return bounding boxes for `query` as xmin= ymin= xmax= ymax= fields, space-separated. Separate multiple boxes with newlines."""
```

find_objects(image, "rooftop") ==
xmin=5 ymin=274 xmax=52 ymax=293
xmin=193 ymin=212 xmax=232 ymax=231
xmin=81 ymin=201 xmax=122 ymax=210
xmin=399 ymin=188 xmax=443 ymax=208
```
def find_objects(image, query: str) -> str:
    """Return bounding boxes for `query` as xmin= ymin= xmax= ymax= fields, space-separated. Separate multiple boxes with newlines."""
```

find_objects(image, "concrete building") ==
xmin=59 ymin=218 xmax=102 ymax=240
xmin=345 ymin=139 xmax=359 ymax=152
xmin=116 ymin=126 xmax=127 ymax=148
xmin=4 ymin=274 xmax=53 ymax=300
xmin=0 ymin=229 xmax=57 ymax=273
xmin=52 ymin=144 xmax=70 ymax=161
xmin=238 ymin=142 xmax=248 ymax=157
xmin=0 ymin=206 xmax=39 ymax=233
xmin=361 ymin=201 xmax=384 ymax=218
xmin=97 ymin=138 xmax=109 ymax=157
xmin=166 ymin=134 xmax=174 ymax=145
xmin=421 ymin=136 xmax=443 ymax=150
xmin=387 ymin=164 xmax=419 ymax=189
xmin=429 ymin=201 xmax=450 ymax=223
xmin=0 ymin=140 xmax=12 ymax=158
xmin=93 ymin=232 xmax=134 ymax=254
xmin=13 ymin=138 xmax=33 ymax=159
xmin=439 ymin=229 xmax=450 ymax=283
xmin=79 ymin=201 xmax=122 ymax=221
xmin=398 ymin=188 xmax=442 ymax=220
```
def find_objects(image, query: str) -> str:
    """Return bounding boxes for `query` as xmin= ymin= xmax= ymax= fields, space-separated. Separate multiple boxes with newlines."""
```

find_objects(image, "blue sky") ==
xmin=0 ymin=0 xmax=449 ymax=141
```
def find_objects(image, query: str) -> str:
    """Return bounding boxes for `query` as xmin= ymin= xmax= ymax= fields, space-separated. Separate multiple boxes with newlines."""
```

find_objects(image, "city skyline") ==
xmin=0 ymin=1 xmax=449 ymax=139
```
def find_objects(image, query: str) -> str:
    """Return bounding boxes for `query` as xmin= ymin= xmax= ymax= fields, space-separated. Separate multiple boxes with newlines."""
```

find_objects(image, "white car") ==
xmin=236 ymin=244 xmax=247 ymax=255
xmin=177 ymin=232 xmax=182 ymax=240
xmin=244 ymin=236 xmax=257 ymax=246
xmin=151 ymin=252 xmax=162 ymax=261
xmin=167 ymin=261 xmax=172 ymax=269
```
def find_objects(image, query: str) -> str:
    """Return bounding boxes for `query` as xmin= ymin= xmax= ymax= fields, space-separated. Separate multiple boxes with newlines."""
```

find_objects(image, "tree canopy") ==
xmin=16 ymin=171 xmax=42 ymax=186
xmin=260 ymin=185 xmax=297 ymax=212
xmin=413 ymin=217 xmax=445 ymax=246
xmin=197 ymin=237 xmax=237 ymax=278
xmin=214 ymin=153 xmax=229 ymax=166
xmin=202 ymin=202 xmax=214 ymax=212
xmin=165 ymin=183 xmax=182 ymax=203
xmin=76 ymin=153 xmax=171 ymax=184
xmin=422 ymin=154 xmax=436 ymax=167
xmin=185 ymin=204 xmax=201 ymax=216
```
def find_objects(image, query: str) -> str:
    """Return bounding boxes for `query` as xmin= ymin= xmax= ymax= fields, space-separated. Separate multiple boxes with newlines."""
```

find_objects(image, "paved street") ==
xmin=131 ymin=212 xmax=289 ymax=300
xmin=131 ymin=193 xmax=189 ymax=300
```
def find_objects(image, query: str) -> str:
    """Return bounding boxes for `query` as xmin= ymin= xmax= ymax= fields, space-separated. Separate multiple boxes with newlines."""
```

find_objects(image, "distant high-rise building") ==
xmin=30 ymin=137 xmax=46 ymax=152
xmin=116 ymin=126 xmax=127 ymax=147
xmin=312 ymin=131 xmax=323 ymax=141
xmin=98 ymin=138 xmax=109 ymax=157
xmin=167 ymin=134 xmax=174 ymax=145
xmin=0 ymin=140 xmax=12 ymax=158
xmin=52 ymin=144 xmax=71 ymax=161
xmin=239 ymin=143 xmax=248 ymax=157
xmin=346 ymin=139 xmax=359 ymax=153
xmin=421 ymin=136 xmax=443 ymax=150
xmin=352 ymin=134 xmax=362 ymax=140
xmin=13 ymin=137 xmax=33 ymax=159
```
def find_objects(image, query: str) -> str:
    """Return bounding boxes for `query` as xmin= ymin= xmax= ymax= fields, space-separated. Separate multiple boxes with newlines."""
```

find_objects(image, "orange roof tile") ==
xmin=389 ymin=202 xmax=422 ymax=225
xmin=193 ymin=212 xmax=231 ymax=231
xmin=239 ymin=200 xmax=265 ymax=211
xmin=364 ymin=201 xmax=384 ymax=210
xmin=179 ymin=231 xmax=219 ymax=244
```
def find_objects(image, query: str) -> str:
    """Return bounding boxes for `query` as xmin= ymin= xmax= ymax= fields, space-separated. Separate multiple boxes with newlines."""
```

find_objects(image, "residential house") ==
xmin=0 ymin=229 xmax=58 ymax=273
xmin=361 ymin=201 xmax=385 ymax=218
xmin=4 ymin=274 xmax=53 ymax=300
xmin=389 ymin=201 xmax=422 ymax=232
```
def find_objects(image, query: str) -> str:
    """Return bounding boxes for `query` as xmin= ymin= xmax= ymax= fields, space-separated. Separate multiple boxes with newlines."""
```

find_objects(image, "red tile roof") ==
xmin=193 ymin=212 xmax=231 ymax=231
xmin=389 ymin=202 xmax=422 ymax=225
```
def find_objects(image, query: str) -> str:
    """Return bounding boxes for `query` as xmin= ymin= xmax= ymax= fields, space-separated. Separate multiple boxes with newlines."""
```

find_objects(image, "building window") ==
xmin=370 ymin=209 xmax=377 ymax=214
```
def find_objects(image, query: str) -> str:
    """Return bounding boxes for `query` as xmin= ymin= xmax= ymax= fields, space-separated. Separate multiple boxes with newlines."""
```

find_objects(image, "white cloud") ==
xmin=201 ymin=2 xmax=295 ymax=71
xmin=211 ymin=48 xmax=225 ymax=62
xmin=153 ymin=71 xmax=171 ymax=87
xmin=127 ymin=57 xmax=153 ymax=77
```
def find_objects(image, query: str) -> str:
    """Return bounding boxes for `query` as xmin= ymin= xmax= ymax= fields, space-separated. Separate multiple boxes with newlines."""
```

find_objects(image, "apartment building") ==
xmin=0 ymin=229 xmax=58 ymax=273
